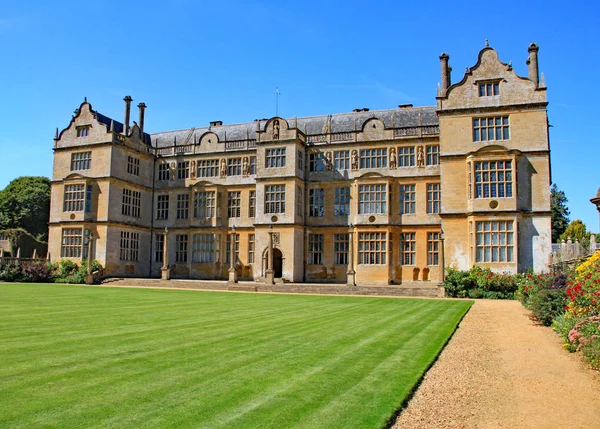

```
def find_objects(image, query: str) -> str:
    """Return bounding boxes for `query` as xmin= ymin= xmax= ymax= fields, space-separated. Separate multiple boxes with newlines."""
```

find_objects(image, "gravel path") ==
xmin=394 ymin=300 xmax=600 ymax=429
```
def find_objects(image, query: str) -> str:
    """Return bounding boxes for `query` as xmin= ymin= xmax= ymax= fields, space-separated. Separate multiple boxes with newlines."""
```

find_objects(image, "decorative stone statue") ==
xmin=417 ymin=145 xmax=425 ymax=167
xmin=242 ymin=157 xmax=249 ymax=177
xmin=273 ymin=119 xmax=280 ymax=140
xmin=389 ymin=148 xmax=397 ymax=169
xmin=220 ymin=159 xmax=227 ymax=177
xmin=351 ymin=150 xmax=359 ymax=170
xmin=325 ymin=151 xmax=333 ymax=171
xmin=190 ymin=160 xmax=196 ymax=179
xmin=170 ymin=162 xmax=176 ymax=180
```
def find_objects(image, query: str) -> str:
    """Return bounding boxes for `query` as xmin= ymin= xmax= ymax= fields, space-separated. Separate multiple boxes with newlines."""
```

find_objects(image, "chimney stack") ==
xmin=526 ymin=43 xmax=539 ymax=88
xmin=123 ymin=95 xmax=133 ymax=136
xmin=138 ymin=102 xmax=146 ymax=135
xmin=439 ymin=53 xmax=451 ymax=95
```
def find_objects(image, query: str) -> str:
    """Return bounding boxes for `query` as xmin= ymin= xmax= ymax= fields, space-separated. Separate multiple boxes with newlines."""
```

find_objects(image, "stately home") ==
xmin=48 ymin=43 xmax=551 ymax=287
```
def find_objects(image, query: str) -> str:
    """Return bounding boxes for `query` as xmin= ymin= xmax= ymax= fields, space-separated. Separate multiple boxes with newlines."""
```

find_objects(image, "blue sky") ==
xmin=0 ymin=0 xmax=598 ymax=232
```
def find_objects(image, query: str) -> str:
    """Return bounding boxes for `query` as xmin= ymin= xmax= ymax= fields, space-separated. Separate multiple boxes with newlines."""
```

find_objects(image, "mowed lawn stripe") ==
xmin=0 ymin=284 xmax=471 ymax=429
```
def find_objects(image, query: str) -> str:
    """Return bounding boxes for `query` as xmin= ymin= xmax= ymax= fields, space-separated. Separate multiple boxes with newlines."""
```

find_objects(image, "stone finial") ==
xmin=485 ymin=39 xmax=489 ymax=47
xmin=110 ymin=119 xmax=114 ymax=132
xmin=540 ymin=72 xmax=546 ymax=87
xmin=54 ymin=128 xmax=59 ymax=140
xmin=508 ymin=61 xmax=513 ymax=71
xmin=16 ymin=248 xmax=21 ymax=259
xmin=84 ymin=96 xmax=88 ymax=103
xmin=32 ymin=249 xmax=37 ymax=259
xmin=590 ymin=234 xmax=597 ymax=254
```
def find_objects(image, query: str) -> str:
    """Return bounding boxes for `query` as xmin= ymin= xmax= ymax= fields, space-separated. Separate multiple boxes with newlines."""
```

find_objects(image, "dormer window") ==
xmin=478 ymin=81 xmax=500 ymax=97
xmin=76 ymin=126 xmax=90 ymax=137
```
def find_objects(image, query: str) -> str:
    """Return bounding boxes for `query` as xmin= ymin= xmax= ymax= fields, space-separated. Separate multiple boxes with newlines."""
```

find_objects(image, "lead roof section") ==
xmin=150 ymin=106 xmax=438 ymax=148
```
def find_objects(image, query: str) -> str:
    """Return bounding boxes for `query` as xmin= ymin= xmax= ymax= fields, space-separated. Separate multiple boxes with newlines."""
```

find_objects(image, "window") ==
xmin=308 ymin=234 xmax=324 ymax=264
xmin=156 ymin=195 xmax=169 ymax=220
xmin=248 ymin=234 xmax=255 ymax=263
xmin=265 ymin=185 xmax=285 ymax=214
xmin=334 ymin=150 xmax=350 ymax=170
xmin=358 ymin=232 xmax=387 ymax=265
xmin=85 ymin=185 xmax=92 ymax=212
xmin=227 ymin=158 xmax=242 ymax=176
xmin=473 ymin=116 xmax=509 ymax=142
xmin=155 ymin=234 xmax=164 ymax=263
xmin=228 ymin=191 xmax=241 ymax=218
xmin=250 ymin=156 xmax=256 ymax=175
xmin=76 ymin=126 xmax=90 ymax=137
xmin=426 ymin=145 xmax=439 ymax=166
xmin=193 ymin=191 xmax=216 ymax=219
xmin=120 ymin=231 xmax=140 ymax=261
xmin=401 ymin=232 xmax=416 ymax=265
xmin=428 ymin=232 xmax=440 ymax=265
xmin=197 ymin=159 xmax=219 ymax=178
xmin=309 ymin=189 xmax=325 ymax=217
xmin=249 ymin=191 xmax=256 ymax=217
xmin=358 ymin=184 xmax=387 ymax=214
xmin=334 ymin=233 xmax=349 ymax=265
xmin=479 ymin=82 xmax=500 ymax=96
xmin=177 ymin=161 xmax=190 ymax=179
xmin=64 ymin=184 xmax=85 ymax=212
xmin=265 ymin=148 xmax=286 ymax=168
xmin=334 ymin=187 xmax=350 ymax=216
xmin=309 ymin=152 xmax=325 ymax=172
xmin=158 ymin=163 xmax=171 ymax=181
xmin=298 ymin=151 xmax=304 ymax=171
xmin=398 ymin=147 xmax=415 ymax=167
xmin=61 ymin=228 xmax=82 ymax=258
xmin=476 ymin=221 xmax=514 ymax=262
xmin=474 ymin=161 xmax=513 ymax=198
xmin=176 ymin=194 xmax=189 ymax=219
xmin=360 ymin=149 xmax=387 ymax=169
xmin=399 ymin=184 xmax=416 ymax=214
xmin=127 ymin=156 xmax=140 ymax=176
xmin=427 ymin=183 xmax=441 ymax=214
xmin=122 ymin=188 xmax=141 ymax=217
xmin=297 ymin=186 xmax=303 ymax=218
xmin=192 ymin=234 xmax=215 ymax=263
xmin=175 ymin=234 xmax=188 ymax=263
xmin=71 ymin=152 xmax=91 ymax=171
xmin=226 ymin=233 xmax=240 ymax=263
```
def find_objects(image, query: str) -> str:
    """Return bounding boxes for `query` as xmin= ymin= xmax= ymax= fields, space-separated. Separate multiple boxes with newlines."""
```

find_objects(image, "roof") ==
xmin=150 ymin=106 xmax=438 ymax=148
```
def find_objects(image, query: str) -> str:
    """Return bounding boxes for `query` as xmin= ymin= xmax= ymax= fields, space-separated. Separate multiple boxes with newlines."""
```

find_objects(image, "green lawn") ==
xmin=0 ymin=284 xmax=471 ymax=429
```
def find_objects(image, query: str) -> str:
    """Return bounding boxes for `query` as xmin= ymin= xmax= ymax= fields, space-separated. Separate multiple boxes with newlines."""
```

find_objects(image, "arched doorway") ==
xmin=272 ymin=248 xmax=283 ymax=278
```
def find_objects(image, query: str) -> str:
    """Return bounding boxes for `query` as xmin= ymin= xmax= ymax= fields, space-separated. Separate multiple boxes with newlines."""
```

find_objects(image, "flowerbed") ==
xmin=444 ymin=266 xmax=519 ymax=299
xmin=0 ymin=259 xmax=102 ymax=284
xmin=516 ymin=251 xmax=600 ymax=369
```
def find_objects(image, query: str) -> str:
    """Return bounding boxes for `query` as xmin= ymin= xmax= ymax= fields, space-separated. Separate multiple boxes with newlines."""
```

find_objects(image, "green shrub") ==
xmin=581 ymin=337 xmax=600 ymax=370
xmin=529 ymin=288 xmax=566 ymax=326
xmin=444 ymin=266 xmax=518 ymax=299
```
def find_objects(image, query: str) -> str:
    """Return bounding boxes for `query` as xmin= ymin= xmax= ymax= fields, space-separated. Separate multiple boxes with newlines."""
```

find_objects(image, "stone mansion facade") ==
xmin=48 ymin=43 xmax=552 ymax=286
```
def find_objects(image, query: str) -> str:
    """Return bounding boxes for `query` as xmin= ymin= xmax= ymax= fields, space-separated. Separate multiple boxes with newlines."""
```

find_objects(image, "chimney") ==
xmin=137 ymin=102 xmax=146 ymax=135
xmin=210 ymin=120 xmax=223 ymax=127
xmin=526 ymin=43 xmax=540 ymax=88
xmin=439 ymin=53 xmax=451 ymax=95
xmin=123 ymin=95 xmax=133 ymax=136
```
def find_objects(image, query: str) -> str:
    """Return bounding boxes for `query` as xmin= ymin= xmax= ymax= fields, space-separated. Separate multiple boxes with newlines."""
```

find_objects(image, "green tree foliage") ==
xmin=0 ymin=177 xmax=51 ymax=240
xmin=560 ymin=219 xmax=590 ymax=243
xmin=551 ymin=183 xmax=570 ymax=242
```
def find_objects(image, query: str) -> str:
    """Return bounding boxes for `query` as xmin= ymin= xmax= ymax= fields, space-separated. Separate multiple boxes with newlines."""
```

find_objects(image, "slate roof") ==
xmin=149 ymin=106 xmax=438 ymax=148
xmin=95 ymin=111 xmax=153 ymax=145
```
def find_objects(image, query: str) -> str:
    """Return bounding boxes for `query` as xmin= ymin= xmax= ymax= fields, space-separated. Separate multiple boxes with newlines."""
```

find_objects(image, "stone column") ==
xmin=228 ymin=227 xmax=238 ymax=284
xmin=161 ymin=228 xmax=171 ymax=280
xmin=347 ymin=226 xmax=356 ymax=287
xmin=265 ymin=226 xmax=275 ymax=285
xmin=86 ymin=236 xmax=94 ymax=284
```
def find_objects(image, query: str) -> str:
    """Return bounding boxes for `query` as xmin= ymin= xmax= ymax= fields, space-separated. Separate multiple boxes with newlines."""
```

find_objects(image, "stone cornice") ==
xmin=437 ymin=102 xmax=548 ymax=117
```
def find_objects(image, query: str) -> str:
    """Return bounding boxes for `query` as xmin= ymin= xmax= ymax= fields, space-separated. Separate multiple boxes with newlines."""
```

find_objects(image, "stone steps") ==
xmin=99 ymin=278 xmax=443 ymax=298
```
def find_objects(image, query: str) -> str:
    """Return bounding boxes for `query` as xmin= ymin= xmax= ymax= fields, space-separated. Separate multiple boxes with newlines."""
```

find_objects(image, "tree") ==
xmin=559 ymin=219 xmax=590 ymax=243
xmin=0 ymin=176 xmax=51 ymax=240
xmin=550 ymin=183 xmax=570 ymax=242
